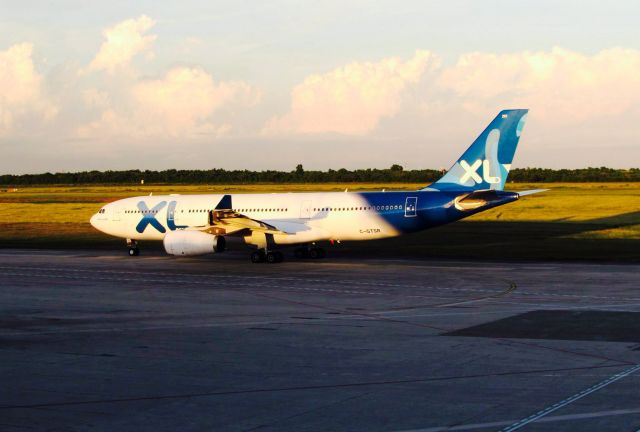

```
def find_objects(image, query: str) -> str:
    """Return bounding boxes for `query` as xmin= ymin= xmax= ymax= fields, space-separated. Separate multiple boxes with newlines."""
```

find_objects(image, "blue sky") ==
xmin=1 ymin=1 xmax=639 ymax=173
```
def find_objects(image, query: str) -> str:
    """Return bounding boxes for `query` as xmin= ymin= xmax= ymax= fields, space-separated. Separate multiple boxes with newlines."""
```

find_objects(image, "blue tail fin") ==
xmin=424 ymin=109 xmax=529 ymax=191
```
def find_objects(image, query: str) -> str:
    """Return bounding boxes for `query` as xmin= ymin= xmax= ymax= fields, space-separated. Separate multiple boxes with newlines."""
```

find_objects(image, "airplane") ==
xmin=90 ymin=109 xmax=544 ymax=263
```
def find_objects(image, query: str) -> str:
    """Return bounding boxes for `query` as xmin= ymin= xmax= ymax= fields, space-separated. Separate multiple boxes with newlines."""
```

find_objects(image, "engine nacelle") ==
xmin=163 ymin=231 xmax=226 ymax=256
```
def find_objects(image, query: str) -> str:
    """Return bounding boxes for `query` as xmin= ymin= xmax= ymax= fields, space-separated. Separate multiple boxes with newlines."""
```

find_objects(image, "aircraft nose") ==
xmin=90 ymin=213 xmax=99 ymax=229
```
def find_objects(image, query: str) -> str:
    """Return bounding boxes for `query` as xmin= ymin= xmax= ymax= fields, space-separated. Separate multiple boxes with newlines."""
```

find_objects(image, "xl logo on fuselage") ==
xmin=136 ymin=201 xmax=167 ymax=233
xmin=135 ymin=200 xmax=188 ymax=233
xmin=459 ymin=159 xmax=501 ymax=185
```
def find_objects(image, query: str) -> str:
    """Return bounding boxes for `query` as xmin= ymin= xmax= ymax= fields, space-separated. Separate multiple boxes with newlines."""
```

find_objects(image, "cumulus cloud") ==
xmin=77 ymin=67 xmax=260 ymax=139
xmin=438 ymin=47 xmax=640 ymax=125
xmin=264 ymin=50 xmax=440 ymax=135
xmin=440 ymin=48 xmax=640 ymax=124
xmin=88 ymin=15 xmax=156 ymax=73
xmin=0 ymin=43 xmax=57 ymax=136
xmin=264 ymin=47 xmax=640 ymax=140
xmin=3 ymin=23 xmax=640 ymax=172
xmin=72 ymin=16 xmax=263 ymax=142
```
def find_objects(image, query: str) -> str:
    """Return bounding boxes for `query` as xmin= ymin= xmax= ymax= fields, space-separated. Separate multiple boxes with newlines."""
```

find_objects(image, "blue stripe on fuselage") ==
xmin=357 ymin=190 xmax=518 ymax=234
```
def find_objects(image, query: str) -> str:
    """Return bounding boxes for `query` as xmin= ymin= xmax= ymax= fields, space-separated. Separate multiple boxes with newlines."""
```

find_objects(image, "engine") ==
xmin=163 ymin=231 xmax=226 ymax=256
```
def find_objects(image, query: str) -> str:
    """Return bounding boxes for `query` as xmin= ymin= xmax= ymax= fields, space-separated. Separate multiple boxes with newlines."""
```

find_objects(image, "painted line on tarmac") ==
xmin=4 ymin=265 xmax=639 ymax=303
xmin=0 ymin=319 xmax=307 ymax=337
xmin=500 ymin=363 xmax=640 ymax=432
xmin=0 ymin=364 xmax=628 ymax=411
xmin=395 ymin=407 xmax=640 ymax=432
xmin=0 ymin=268 xmax=513 ymax=299
xmin=0 ymin=271 xmax=390 ymax=297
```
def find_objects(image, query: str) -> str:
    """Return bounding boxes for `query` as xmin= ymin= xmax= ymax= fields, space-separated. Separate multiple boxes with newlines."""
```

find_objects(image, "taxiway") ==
xmin=1 ymin=249 xmax=639 ymax=431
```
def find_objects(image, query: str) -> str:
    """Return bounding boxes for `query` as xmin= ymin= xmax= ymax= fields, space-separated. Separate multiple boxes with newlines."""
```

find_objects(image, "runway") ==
xmin=1 ymin=249 xmax=640 ymax=431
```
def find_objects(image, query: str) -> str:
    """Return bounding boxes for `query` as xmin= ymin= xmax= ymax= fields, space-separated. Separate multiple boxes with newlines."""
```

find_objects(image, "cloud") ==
xmin=77 ymin=67 xmax=261 ymax=139
xmin=88 ymin=15 xmax=156 ymax=73
xmin=0 ymin=43 xmax=57 ymax=136
xmin=4 ymin=26 xmax=640 ymax=172
xmin=265 ymin=47 xmax=640 ymax=140
xmin=74 ymin=16 xmax=262 ymax=142
xmin=264 ymin=50 xmax=440 ymax=135
xmin=438 ymin=47 xmax=640 ymax=125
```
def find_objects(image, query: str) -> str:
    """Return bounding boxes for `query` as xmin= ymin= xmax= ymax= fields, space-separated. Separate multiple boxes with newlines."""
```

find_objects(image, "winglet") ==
xmin=215 ymin=194 xmax=232 ymax=209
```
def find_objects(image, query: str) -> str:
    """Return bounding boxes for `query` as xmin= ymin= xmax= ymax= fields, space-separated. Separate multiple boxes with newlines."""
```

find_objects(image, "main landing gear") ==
xmin=251 ymin=250 xmax=284 ymax=264
xmin=127 ymin=239 xmax=140 ymax=256
xmin=294 ymin=246 xmax=326 ymax=260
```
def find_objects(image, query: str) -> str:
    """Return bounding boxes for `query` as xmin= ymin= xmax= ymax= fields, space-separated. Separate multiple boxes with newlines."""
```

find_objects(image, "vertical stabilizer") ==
xmin=425 ymin=109 xmax=528 ymax=191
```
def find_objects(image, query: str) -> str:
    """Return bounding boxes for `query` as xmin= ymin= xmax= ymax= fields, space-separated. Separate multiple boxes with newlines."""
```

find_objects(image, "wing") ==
xmin=202 ymin=209 xmax=290 ymax=236
xmin=195 ymin=194 xmax=291 ymax=236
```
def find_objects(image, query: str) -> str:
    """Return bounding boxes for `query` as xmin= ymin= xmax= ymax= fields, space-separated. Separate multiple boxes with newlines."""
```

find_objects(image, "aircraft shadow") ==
xmin=332 ymin=210 xmax=640 ymax=261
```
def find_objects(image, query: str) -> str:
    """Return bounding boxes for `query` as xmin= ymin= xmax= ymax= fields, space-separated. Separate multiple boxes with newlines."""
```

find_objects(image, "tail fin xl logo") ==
xmin=459 ymin=159 xmax=502 ymax=185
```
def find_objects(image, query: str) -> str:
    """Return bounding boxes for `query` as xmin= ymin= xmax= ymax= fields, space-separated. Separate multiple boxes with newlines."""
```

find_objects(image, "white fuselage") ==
xmin=90 ymin=192 xmax=413 ymax=247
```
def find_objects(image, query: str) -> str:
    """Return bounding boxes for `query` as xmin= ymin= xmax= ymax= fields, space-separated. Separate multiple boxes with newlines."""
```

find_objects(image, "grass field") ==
xmin=1 ymin=183 xmax=639 ymax=261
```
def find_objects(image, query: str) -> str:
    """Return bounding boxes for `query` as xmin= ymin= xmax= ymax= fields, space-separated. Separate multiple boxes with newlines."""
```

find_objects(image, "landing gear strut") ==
xmin=127 ymin=239 xmax=140 ymax=256
xmin=294 ymin=246 xmax=326 ymax=259
xmin=251 ymin=249 xmax=283 ymax=263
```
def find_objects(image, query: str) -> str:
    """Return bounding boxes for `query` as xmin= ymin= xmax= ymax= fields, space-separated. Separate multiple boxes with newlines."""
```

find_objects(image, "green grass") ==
xmin=1 ymin=183 xmax=639 ymax=260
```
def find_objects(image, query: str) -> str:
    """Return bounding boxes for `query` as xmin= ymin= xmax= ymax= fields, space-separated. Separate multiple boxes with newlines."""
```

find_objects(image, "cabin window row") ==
xmin=124 ymin=205 xmax=403 ymax=215
xmin=124 ymin=208 xmax=289 ymax=214
xmin=312 ymin=205 xmax=403 ymax=211
xmin=233 ymin=209 xmax=288 ymax=212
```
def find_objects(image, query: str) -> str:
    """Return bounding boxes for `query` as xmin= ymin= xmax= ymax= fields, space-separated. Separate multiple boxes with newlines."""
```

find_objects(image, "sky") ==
xmin=1 ymin=0 xmax=639 ymax=174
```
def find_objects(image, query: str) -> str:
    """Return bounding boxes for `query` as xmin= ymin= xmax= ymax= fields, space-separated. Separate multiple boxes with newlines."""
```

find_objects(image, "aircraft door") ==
xmin=404 ymin=197 xmax=417 ymax=217
xmin=111 ymin=207 xmax=121 ymax=221
xmin=300 ymin=201 xmax=312 ymax=219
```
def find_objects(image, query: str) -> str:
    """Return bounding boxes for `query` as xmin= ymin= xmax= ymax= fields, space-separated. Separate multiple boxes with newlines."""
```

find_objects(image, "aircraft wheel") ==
xmin=128 ymin=247 xmax=140 ymax=257
xmin=266 ymin=251 xmax=283 ymax=263
xmin=251 ymin=250 xmax=265 ymax=263
xmin=309 ymin=247 xmax=325 ymax=259
xmin=294 ymin=247 xmax=309 ymax=259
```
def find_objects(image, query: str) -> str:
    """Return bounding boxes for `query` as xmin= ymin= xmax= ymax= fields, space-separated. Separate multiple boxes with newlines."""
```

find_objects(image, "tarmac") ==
xmin=1 ymin=249 xmax=640 ymax=431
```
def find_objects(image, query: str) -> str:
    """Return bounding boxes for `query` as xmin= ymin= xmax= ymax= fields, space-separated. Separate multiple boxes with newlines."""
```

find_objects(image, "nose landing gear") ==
xmin=127 ymin=239 xmax=140 ymax=256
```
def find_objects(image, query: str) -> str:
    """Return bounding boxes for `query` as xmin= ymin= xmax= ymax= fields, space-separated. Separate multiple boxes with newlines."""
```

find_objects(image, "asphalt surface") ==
xmin=1 ymin=249 xmax=640 ymax=432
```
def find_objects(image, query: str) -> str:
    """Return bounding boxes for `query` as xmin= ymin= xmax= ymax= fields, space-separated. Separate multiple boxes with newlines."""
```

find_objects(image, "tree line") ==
xmin=1 ymin=165 xmax=639 ymax=186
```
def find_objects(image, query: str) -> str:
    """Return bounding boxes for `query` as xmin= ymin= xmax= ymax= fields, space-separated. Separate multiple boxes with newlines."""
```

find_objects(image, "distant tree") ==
xmin=1 ymin=166 xmax=639 ymax=185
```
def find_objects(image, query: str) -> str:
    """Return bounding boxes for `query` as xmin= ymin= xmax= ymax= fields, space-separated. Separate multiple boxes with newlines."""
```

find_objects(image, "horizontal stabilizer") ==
xmin=517 ymin=189 xmax=549 ymax=197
